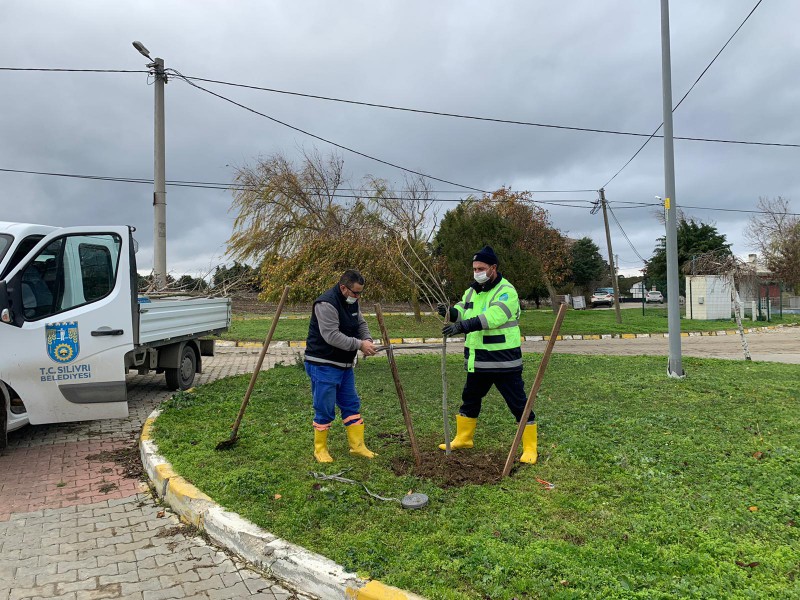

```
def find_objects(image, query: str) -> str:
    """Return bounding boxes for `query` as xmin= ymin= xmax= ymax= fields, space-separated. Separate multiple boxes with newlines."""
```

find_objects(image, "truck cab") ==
xmin=0 ymin=223 xmax=229 ymax=447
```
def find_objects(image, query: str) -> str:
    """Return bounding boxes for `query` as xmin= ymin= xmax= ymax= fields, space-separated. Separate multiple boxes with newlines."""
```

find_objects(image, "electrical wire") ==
xmin=607 ymin=204 xmax=648 ymax=264
xmin=166 ymin=68 xmax=488 ymax=194
xmin=178 ymin=74 xmax=796 ymax=149
xmin=0 ymin=166 xmax=600 ymax=204
xmin=4 ymin=166 xmax=798 ymax=216
xmin=0 ymin=67 xmax=146 ymax=73
xmin=601 ymin=0 xmax=765 ymax=189
xmin=4 ymin=66 xmax=796 ymax=150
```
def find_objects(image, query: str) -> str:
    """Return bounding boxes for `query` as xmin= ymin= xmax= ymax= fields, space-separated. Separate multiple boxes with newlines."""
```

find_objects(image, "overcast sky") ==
xmin=2 ymin=1 xmax=798 ymax=279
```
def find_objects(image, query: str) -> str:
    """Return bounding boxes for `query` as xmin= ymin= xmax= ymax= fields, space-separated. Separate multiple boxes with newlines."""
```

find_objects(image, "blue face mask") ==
xmin=345 ymin=296 xmax=357 ymax=304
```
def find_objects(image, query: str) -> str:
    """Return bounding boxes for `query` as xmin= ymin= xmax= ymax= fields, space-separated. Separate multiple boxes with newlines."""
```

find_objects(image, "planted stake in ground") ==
xmin=502 ymin=301 xmax=567 ymax=477
xmin=215 ymin=285 xmax=290 ymax=450
xmin=374 ymin=303 xmax=422 ymax=467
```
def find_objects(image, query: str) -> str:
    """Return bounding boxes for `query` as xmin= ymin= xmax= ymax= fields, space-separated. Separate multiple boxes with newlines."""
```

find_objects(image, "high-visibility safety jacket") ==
xmin=453 ymin=274 xmax=522 ymax=373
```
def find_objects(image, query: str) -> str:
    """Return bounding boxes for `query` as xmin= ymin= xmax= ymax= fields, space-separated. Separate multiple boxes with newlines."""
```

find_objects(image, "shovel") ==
xmin=215 ymin=285 xmax=290 ymax=450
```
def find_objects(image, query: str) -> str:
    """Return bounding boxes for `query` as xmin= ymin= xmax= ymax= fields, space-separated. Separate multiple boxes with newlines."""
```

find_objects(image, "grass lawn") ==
xmin=221 ymin=309 xmax=800 ymax=342
xmin=154 ymin=354 xmax=800 ymax=599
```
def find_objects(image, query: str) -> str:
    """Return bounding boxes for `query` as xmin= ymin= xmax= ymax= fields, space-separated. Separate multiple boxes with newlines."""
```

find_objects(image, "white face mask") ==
xmin=345 ymin=295 xmax=358 ymax=304
xmin=474 ymin=270 xmax=490 ymax=284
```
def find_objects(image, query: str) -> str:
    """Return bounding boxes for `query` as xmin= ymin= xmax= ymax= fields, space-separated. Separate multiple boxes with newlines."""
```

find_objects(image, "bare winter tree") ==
xmin=685 ymin=250 xmax=759 ymax=361
xmin=367 ymin=174 xmax=440 ymax=321
xmin=227 ymin=149 xmax=361 ymax=263
xmin=746 ymin=196 xmax=800 ymax=293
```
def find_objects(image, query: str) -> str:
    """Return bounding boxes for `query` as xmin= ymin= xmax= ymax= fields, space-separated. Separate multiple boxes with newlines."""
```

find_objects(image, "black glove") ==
xmin=442 ymin=321 xmax=465 ymax=337
xmin=436 ymin=303 xmax=448 ymax=317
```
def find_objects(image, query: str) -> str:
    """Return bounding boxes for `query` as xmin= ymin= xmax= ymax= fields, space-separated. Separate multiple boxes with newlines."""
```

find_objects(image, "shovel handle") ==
xmin=501 ymin=302 xmax=567 ymax=477
xmin=228 ymin=286 xmax=290 ymax=440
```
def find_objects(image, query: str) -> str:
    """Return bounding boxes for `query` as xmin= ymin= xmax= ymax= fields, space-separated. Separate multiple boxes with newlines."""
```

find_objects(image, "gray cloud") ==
xmin=1 ymin=0 xmax=797 ymax=279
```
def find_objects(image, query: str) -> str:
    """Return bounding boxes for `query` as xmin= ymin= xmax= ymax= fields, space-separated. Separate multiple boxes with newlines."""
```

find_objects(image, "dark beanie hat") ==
xmin=473 ymin=245 xmax=498 ymax=265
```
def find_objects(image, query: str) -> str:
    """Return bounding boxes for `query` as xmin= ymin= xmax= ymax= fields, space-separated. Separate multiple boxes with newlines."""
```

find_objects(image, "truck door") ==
xmin=0 ymin=226 xmax=135 ymax=424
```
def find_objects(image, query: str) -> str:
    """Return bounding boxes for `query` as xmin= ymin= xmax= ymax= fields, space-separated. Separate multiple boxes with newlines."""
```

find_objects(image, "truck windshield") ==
xmin=0 ymin=234 xmax=11 ymax=264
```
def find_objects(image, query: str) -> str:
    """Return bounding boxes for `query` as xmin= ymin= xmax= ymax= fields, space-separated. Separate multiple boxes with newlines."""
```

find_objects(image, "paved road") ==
xmin=1 ymin=347 xmax=304 ymax=600
xmin=523 ymin=325 xmax=800 ymax=363
xmin=2 ymin=327 xmax=798 ymax=600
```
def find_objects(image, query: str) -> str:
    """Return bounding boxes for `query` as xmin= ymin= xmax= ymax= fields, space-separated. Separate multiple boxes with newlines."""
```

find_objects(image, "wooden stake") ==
xmin=216 ymin=286 xmax=290 ymax=450
xmin=501 ymin=302 xmax=567 ymax=477
xmin=374 ymin=303 xmax=422 ymax=467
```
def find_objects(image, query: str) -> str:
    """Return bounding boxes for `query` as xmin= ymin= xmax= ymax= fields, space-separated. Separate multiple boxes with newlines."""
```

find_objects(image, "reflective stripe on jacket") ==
xmin=453 ymin=275 xmax=522 ymax=373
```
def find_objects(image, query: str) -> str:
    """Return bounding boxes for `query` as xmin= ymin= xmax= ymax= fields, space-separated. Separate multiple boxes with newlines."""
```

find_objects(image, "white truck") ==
xmin=0 ymin=222 xmax=231 ymax=446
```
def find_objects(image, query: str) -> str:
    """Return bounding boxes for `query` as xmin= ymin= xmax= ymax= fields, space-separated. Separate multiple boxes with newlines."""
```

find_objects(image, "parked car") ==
xmin=645 ymin=290 xmax=664 ymax=303
xmin=590 ymin=289 xmax=614 ymax=307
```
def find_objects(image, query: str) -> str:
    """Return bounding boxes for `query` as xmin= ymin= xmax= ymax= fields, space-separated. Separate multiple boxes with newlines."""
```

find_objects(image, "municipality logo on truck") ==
xmin=46 ymin=322 xmax=80 ymax=363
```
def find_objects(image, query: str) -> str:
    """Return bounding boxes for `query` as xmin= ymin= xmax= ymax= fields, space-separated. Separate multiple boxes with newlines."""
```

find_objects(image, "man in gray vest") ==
xmin=305 ymin=269 xmax=379 ymax=462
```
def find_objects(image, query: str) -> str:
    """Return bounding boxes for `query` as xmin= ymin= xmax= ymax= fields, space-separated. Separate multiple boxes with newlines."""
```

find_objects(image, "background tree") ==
xmin=568 ymin=237 xmax=608 ymax=294
xmin=434 ymin=200 xmax=538 ymax=297
xmin=227 ymin=149 xmax=416 ymax=302
xmin=487 ymin=189 xmax=571 ymax=311
xmin=644 ymin=217 xmax=731 ymax=295
xmin=433 ymin=189 xmax=570 ymax=307
xmin=367 ymin=174 xmax=439 ymax=321
xmin=212 ymin=262 xmax=260 ymax=293
xmin=227 ymin=149 xmax=359 ymax=263
xmin=258 ymin=232 xmax=409 ymax=302
xmin=746 ymin=196 xmax=800 ymax=293
xmin=174 ymin=274 xmax=209 ymax=292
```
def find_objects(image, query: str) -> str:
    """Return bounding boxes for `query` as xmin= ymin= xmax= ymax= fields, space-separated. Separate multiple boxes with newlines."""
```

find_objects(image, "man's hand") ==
xmin=441 ymin=321 xmax=465 ymax=337
xmin=437 ymin=303 xmax=448 ymax=317
xmin=360 ymin=339 xmax=378 ymax=357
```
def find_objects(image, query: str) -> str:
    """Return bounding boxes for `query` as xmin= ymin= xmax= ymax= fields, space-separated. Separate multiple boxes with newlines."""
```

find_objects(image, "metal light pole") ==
xmin=659 ymin=1 xmax=684 ymax=377
xmin=133 ymin=41 xmax=167 ymax=291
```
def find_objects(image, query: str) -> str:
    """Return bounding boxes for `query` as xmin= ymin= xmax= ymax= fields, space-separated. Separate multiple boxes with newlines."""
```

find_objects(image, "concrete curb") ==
xmin=215 ymin=322 xmax=799 ymax=349
xmin=139 ymin=410 xmax=426 ymax=600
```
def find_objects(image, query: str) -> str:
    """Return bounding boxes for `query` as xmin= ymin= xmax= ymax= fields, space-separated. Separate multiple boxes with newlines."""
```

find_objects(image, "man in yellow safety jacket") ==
xmin=438 ymin=245 xmax=537 ymax=463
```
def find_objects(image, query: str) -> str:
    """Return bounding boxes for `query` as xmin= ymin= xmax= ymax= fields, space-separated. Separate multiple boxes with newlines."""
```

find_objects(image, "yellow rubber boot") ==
xmin=439 ymin=415 xmax=477 ymax=450
xmin=346 ymin=424 xmax=376 ymax=458
xmin=520 ymin=423 xmax=538 ymax=464
xmin=314 ymin=429 xmax=334 ymax=463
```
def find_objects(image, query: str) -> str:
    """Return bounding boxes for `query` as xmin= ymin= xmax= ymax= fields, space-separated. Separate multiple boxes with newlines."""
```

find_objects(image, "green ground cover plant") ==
xmin=154 ymin=354 xmax=800 ymax=599
xmin=221 ymin=309 xmax=800 ymax=342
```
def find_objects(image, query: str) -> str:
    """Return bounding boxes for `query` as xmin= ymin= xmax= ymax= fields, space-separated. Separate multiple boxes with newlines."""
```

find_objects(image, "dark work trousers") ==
xmin=459 ymin=371 xmax=534 ymax=423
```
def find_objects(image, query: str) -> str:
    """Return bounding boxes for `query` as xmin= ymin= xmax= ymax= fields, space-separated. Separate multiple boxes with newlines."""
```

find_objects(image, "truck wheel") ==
xmin=165 ymin=345 xmax=197 ymax=391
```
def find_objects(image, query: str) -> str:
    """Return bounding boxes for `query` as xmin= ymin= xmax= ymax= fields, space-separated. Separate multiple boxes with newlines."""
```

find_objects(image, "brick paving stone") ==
xmin=0 ymin=350 xmax=309 ymax=600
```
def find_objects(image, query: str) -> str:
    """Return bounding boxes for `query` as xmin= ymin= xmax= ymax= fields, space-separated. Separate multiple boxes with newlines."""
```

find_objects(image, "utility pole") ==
xmin=599 ymin=188 xmax=622 ymax=324
xmin=659 ymin=0 xmax=684 ymax=377
xmin=133 ymin=41 xmax=168 ymax=291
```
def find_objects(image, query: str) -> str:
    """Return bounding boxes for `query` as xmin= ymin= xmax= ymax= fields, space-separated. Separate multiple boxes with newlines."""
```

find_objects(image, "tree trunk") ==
xmin=411 ymin=284 xmax=422 ymax=323
xmin=543 ymin=273 xmax=560 ymax=314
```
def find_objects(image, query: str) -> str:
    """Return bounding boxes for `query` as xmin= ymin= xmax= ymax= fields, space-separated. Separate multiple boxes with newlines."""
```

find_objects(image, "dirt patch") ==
xmin=98 ymin=483 xmax=118 ymax=494
xmin=86 ymin=444 xmax=144 ymax=480
xmin=391 ymin=448 xmax=511 ymax=487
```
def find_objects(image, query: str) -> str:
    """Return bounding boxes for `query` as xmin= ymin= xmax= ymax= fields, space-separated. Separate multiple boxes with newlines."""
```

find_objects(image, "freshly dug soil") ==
xmin=390 ymin=448 xmax=511 ymax=487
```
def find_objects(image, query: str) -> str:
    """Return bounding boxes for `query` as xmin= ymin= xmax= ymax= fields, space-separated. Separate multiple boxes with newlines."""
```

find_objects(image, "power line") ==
xmin=607 ymin=204 xmax=648 ymax=264
xmin=4 ymin=66 xmax=797 ymax=149
xmin=0 ymin=166 xmax=597 ymax=204
xmin=602 ymin=0 xmax=765 ymax=189
xmin=179 ymin=74 xmax=797 ymax=149
xmin=5 ymin=165 xmax=799 ymax=216
xmin=0 ymin=67 xmax=146 ymax=73
xmin=166 ymin=69 xmax=487 ymax=194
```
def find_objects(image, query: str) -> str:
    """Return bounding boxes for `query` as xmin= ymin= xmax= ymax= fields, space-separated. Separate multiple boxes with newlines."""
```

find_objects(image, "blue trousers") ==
xmin=305 ymin=362 xmax=362 ymax=427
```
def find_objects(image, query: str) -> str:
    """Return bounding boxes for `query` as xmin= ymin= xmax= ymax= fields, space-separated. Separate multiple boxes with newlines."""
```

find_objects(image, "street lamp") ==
xmin=132 ymin=40 xmax=167 ymax=291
